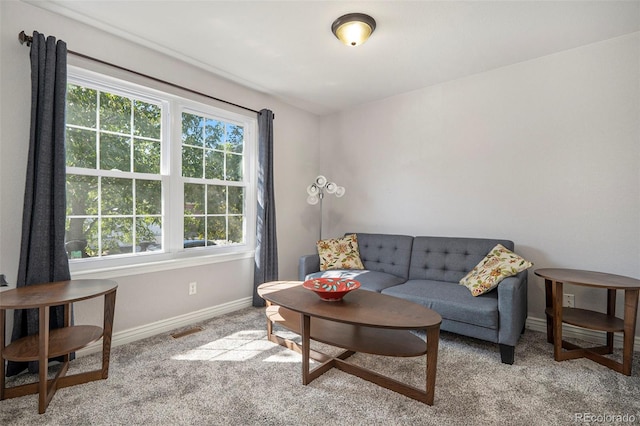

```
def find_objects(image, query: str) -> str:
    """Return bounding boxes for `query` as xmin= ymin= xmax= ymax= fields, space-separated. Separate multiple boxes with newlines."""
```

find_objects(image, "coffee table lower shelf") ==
xmin=265 ymin=305 xmax=438 ymax=405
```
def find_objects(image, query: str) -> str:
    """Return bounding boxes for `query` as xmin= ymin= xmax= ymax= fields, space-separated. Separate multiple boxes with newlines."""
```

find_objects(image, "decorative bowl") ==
xmin=302 ymin=278 xmax=361 ymax=302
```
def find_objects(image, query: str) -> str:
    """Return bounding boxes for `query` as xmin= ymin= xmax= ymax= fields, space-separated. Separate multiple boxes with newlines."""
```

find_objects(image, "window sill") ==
xmin=70 ymin=250 xmax=255 ymax=280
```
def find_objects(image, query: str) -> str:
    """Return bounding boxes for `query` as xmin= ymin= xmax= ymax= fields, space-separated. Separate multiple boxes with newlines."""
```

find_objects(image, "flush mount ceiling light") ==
xmin=331 ymin=13 xmax=376 ymax=47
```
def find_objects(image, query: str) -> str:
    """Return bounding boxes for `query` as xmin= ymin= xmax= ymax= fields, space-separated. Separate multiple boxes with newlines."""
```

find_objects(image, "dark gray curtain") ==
xmin=7 ymin=32 xmax=71 ymax=377
xmin=253 ymin=109 xmax=278 ymax=307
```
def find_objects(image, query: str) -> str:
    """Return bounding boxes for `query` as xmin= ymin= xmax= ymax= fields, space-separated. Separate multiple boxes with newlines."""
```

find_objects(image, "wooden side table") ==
xmin=534 ymin=268 xmax=639 ymax=375
xmin=0 ymin=279 xmax=117 ymax=413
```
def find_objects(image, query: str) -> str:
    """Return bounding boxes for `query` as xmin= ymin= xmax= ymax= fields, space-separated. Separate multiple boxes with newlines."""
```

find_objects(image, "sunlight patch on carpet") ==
xmin=172 ymin=329 xmax=291 ymax=362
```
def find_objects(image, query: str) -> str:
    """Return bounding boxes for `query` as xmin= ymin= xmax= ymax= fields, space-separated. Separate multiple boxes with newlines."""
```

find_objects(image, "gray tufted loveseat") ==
xmin=299 ymin=233 xmax=528 ymax=364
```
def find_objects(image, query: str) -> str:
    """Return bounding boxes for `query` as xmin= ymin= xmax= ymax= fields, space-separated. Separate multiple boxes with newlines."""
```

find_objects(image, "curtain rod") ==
xmin=18 ymin=31 xmax=265 ymax=117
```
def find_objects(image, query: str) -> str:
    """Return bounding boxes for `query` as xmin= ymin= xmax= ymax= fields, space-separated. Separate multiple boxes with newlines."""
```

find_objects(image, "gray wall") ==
xmin=319 ymin=33 xmax=640 ymax=336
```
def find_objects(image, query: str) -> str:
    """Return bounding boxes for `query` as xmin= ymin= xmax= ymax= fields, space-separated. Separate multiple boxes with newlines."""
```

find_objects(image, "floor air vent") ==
xmin=171 ymin=326 xmax=204 ymax=339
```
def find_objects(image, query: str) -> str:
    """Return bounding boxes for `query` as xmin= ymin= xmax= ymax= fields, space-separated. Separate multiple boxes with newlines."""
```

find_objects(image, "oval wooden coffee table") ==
xmin=257 ymin=281 xmax=442 ymax=405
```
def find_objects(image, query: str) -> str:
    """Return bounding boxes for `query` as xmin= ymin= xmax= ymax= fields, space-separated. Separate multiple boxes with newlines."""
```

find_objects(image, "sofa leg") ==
xmin=499 ymin=344 xmax=515 ymax=365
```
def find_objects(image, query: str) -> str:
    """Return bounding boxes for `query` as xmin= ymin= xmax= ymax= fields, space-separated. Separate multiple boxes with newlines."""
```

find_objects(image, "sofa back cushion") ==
xmin=349 ymin=233 xmax=414 ymax=280
xmin=409 ymin=237 xmax=515 ymax=283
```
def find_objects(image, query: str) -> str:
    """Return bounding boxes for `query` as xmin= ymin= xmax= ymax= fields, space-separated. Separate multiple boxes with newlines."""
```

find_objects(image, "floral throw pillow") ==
xmin=459 ymin=244 xmax=533 ymax=296
xmin=317 ymin=234 xmax=365 ymax=271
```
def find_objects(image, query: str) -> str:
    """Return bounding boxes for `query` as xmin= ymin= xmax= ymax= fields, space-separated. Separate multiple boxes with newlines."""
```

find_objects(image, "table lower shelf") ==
xmin=545 ymin=307 xmax=624 ymax=333
xmin=266 ymin=305 xmax=427 ymax=357
xmin=2 ymin=326 xmax=103 ymax=362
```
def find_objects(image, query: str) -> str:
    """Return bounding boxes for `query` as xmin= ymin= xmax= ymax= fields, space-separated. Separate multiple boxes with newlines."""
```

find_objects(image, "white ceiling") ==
xmin=26 ymin=0 xmax=640 ymax=115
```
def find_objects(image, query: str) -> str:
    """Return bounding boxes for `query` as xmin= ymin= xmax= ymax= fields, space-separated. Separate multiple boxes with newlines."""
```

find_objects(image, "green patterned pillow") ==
xmin=317 ymin=234 xmax=365 ymax=271
xmin=459 ymin=244 xmax=532 ymax=296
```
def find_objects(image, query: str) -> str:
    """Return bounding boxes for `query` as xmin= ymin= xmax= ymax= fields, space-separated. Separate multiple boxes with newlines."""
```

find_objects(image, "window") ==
xmin=65 ymin=85 xmax=163 ymax=258
xmin=65 ymin=67 xmax=256 ymax=271
xmin=181 ymin=111 xmax=246 ymax=248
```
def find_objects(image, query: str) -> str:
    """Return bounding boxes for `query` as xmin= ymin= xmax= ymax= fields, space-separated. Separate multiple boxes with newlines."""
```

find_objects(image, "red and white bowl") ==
xmin=302 ymin=278 xmax=361 ymax=301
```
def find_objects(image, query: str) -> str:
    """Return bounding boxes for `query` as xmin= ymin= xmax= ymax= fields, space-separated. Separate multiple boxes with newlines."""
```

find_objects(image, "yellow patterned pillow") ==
xmin=317 ymin=234 xmax=365 ymax=271
xmin=459 ymin=244 xmax=532 ymax=296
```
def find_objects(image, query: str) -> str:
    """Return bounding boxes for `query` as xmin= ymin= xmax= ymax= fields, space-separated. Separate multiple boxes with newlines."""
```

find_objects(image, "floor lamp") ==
xmin=306 ymin=175 xmax=345 ymax=241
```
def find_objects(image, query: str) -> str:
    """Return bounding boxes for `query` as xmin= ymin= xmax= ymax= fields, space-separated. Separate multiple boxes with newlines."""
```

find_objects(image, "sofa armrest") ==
xmin=497 ymin=270 xmax=528 ymax=346
xmin=298 ymin=254 xmax=320 ymax=281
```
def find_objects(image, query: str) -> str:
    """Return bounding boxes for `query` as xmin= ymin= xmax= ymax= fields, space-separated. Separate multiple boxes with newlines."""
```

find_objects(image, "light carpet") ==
xmin=2 ymin=307 xmax=639 ymax=425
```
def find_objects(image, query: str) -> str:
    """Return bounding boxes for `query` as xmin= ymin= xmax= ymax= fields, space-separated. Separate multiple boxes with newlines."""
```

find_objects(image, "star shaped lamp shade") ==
xmin=306 ymin=175 xmax=345 ymax=205
xmin=306 ymin=176 xmax=345 ymax=240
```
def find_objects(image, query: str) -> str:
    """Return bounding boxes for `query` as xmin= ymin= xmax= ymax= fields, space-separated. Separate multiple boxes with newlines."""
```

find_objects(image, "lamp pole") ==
xmin=318 ymin=191 xmax=324 ymax=241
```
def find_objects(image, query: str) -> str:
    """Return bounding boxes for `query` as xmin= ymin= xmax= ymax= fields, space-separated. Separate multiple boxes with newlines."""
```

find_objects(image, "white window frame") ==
xmin=67 ymin=66 xmax=257 ymax=278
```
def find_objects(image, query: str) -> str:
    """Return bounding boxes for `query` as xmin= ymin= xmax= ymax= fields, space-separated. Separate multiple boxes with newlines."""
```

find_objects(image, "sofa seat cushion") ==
xmin=305 ymin=270 xmax=406 ymax=293
xmin=381 ymin=279 xmax=498 ymax=329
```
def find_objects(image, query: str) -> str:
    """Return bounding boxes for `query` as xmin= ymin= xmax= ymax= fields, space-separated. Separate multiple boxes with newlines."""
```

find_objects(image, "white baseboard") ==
xmin=77 ymin=297 xmax=253 ymax=357
xmin=526 ymin=316 xmax=640 ymax=351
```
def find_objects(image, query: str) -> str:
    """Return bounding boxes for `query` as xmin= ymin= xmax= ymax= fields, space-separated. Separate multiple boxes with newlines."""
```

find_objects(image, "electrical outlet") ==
xmin=563 ymin=293 xmax=574 ymax=308
xmin=189 ymin=282 xmax=197 ymax=295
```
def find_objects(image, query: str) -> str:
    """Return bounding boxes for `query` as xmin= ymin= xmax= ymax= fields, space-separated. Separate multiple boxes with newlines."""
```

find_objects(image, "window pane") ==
xmin=207 ymin=185 xmax=226 ymax=214
xmin=205 ymin=119 xmax=224 ymax=150
xmin=226 ymin=153 xmax=243 ymax=181
xmin=133 ymin=139 xmax=160 ymax=174
xmin=66 ymin=128 xmax=97 ymax=169
xmin=67 ymin=85 xmax=97 ymax=128
xmin=182 ymin=146 xmax=203 ymax=178
xmin=100 ymin=92 xmax=131 ymax=133
xmin=102 ymin=217 xmax=133 ymax=255
xmin=184 ymin=216 xmax=205 ymax=241
xmin=67 ymin=174 xmax=98 ymax=216
xmin=136 ymin=180 xmax=161 ymax=215
xmin=100 ymin=134 xmax=131 ymax=171
xmin=83 ymin=220 xmax=99 ymax=257
xmin=136 ymin=217 xmax=162 ymax=252
xmin=102 ymin=177 xmax=133 ymax=215
xmin=65 ymin=216 xmax=94 ymax=256
xmin=226 ymin=124 xmax=243 ymax=153
xmin=206 ymin=216 xmax=226 ymax=241
xmin=228 ymin=186 xmax=244 ymax=214
xmin=182 ymin=113 xmax=203 ymax=146
xmin=204 ymin=150 xmax=224 ymax=180
xmin=228 ymin=216 xmax=244 ymax=244
xmin=65 ymin=217 xmax=98 ymax=258
xmin=133 ymin=100 xmax=161 ymax=139
xmin=184 ymin=183 xmax=204 ymax=215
